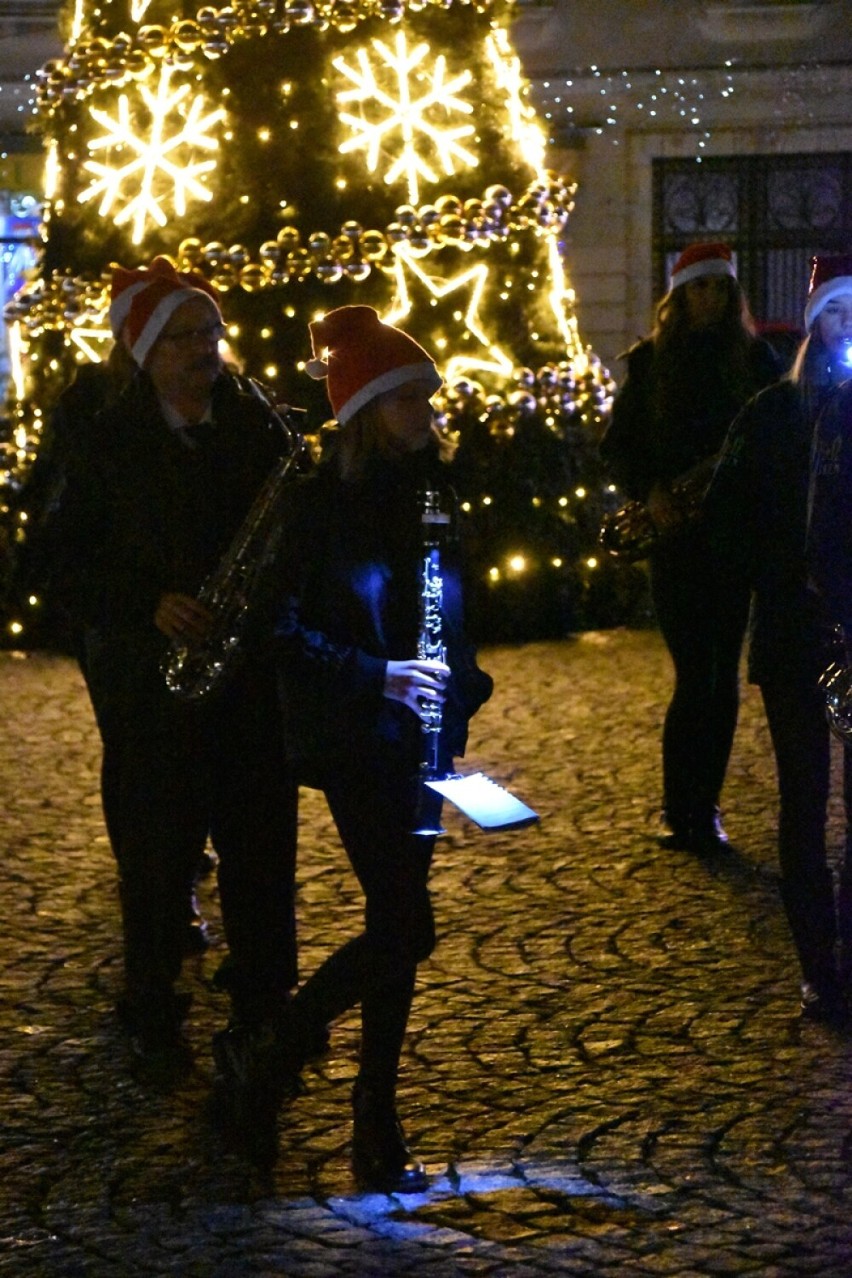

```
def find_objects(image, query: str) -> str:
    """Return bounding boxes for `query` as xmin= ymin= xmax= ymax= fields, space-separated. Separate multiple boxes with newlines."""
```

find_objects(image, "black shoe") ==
xmin=800 ymin=981 xmax=850 ymax=1028
xmin=657 ymin=813 xmax=691 ymax=850
xmin=183 ymin=917 xmax=210 ymax=955
xmin=117 ymin=994 xmax=193 ymax=1085
xmin=212 ymin=1021 xmax=286 ymax=1165
xmin=688 ymin=809 xmax=729 ymax=855
xmin=351 ymin=1083 xmax=429 ymax=1194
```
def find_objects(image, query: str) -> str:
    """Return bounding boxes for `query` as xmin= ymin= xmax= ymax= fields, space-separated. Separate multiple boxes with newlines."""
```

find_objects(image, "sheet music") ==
xmin=426 ymin=772 xmax=538 ymax=831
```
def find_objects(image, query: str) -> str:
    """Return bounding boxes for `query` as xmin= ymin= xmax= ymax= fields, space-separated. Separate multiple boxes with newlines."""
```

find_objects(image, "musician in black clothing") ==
xmin=707 ymin=254 xmax=852 ymax=1024
xmin=600 ymin=243 xmax=780 ymax=853
xmin=51 ymin=257 xmax=299 ymax=1079
xmin=272 ymin=306 xmax=492 ymax=1191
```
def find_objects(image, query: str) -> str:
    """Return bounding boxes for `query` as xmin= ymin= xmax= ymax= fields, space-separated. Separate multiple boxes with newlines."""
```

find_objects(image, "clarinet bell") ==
xmin=411 ymin=779 xmax=445 ymax=838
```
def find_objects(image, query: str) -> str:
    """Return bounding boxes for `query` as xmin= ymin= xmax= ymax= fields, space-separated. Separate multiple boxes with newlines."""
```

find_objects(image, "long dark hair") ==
xmin=650 ymin=275 xmax=758 ymax=421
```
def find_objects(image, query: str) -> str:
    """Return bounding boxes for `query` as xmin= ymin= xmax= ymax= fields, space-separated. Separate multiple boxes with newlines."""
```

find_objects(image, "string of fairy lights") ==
xmin=533 ymin=62 xmax=738 ymax=154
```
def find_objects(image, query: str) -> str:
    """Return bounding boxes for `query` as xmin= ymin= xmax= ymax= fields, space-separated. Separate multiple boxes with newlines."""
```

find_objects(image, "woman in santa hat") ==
xmin=600 ymin=242 xmax=780 ymax=855
xmin=707 ymin=254 xmax=852 ymax=1025
xmin=271 ymin=305 xmax=493 ymax=1192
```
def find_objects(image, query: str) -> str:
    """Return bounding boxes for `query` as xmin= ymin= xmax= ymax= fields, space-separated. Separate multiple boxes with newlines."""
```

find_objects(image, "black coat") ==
xmin=51 ymin=368 xmax=290 ymax=726
xmin=273 ymin=443 xmax=493 ymax=774
xmin=600 ymin=329 xmax=781 ymax=503
xmin=807 ymin=379 xmax=852 ymax=634
xmin=706 ymin=379 xmax=831 ymax=687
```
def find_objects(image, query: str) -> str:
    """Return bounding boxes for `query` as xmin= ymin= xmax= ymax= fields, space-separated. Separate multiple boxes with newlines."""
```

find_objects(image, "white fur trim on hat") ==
xmin=336 ymin=361 xmax=442 ymax=425
xmin=131 ymin=289 xmax=217 ymax=368
xmin=804 ymin=277 xmax=852 ymax=332
xmin=109 ymin=277 xmax=154 ymax=338
xmin=670 ymin=256 xmax=736 ymax=292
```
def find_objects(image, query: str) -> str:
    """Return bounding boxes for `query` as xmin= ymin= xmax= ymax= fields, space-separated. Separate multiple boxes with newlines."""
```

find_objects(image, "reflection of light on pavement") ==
xmin=325 ymin=1163 xmax=632 ymax=1241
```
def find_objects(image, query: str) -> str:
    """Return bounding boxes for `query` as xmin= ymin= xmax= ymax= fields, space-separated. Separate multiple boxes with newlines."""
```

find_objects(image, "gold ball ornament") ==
xmin=308 ymin=231 xmax=332 ymax=259
xmin=124 ymin=48 xmax=152 ymax=80
xmin=332 ymin=235 xmax=355 ymax=262
xmin=435 ymin=193 xmax=463 ymax=218
xmin=316 ymin=258 xmax=343 ymax=284
xmin=178 ymin=237 xmax=205 ymax=268
xmin=203 ymin=240 xmax=229 ymax=267
xmin=344 ymin=259 xmax=372 ymax=282
xmin=287 ymin=247 xmax=312 ymax=280
xmin=360 ymin=230 xmax=387 ymax=262
xmin=238 ymin=263 xmax=266 ymax=293
xmin=259 ymin=240 xmax=282 ymax=269
xmin=334 ymin=0 xmax=360 ymax=32
xmin=285 ymin=0 xmax=316 ymax=25
xmin=172 ymin=20 xmax=204 ymax=54
xmin=211 ymin=262 xmax=238 ymax=291
xmin=137 ymin=25 xmax=170 ymax=57
xmin=227 ymin=243 xmax=251 ymax=269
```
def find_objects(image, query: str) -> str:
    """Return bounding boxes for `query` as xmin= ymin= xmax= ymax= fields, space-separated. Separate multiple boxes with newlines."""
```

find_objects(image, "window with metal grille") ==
xmin=652 ymin=152 xmax=852 ymax=334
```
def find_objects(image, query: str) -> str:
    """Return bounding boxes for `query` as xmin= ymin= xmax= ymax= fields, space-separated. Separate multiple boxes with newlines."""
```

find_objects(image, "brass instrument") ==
xmin=161 ymin=384 xmax=308 ymax=700
xmin=819 ymin=627 xmax=852 ymax=746
xmin=599 ymin=457 xmax=717 ymax=562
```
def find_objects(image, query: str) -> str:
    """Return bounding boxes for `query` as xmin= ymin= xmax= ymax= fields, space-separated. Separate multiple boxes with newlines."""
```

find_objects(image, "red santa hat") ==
xmin=109 ymin=255 xmax=221 ymax=367
xmin=804 ymin=254 xmax=852 ymax=332
xmin=306 ymin=305 xmax=441 ymax=424
xmin=669 ymin=242 xmax=736 ymax=292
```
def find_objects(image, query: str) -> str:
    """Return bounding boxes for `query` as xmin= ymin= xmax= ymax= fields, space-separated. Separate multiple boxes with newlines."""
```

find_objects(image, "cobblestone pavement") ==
xmin=2 ymin=630 xmax=852 ymax=1277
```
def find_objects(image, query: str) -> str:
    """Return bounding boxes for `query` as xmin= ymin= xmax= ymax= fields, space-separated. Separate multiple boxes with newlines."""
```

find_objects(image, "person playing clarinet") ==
xmin=270 ymin=305 xmax=493 ymax=1189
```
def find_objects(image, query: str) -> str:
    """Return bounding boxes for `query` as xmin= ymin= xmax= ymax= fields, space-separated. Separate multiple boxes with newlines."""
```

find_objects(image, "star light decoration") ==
xmin=334 ymin=31 xmax=478 ymax=207
xmin=77 ymin=64 xmax=226 ymax=245
xmin=385 ymin=242 xmax=513 ymax=382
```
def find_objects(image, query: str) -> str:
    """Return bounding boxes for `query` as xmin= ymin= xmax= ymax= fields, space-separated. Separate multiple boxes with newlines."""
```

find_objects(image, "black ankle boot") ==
xmin=351 ymin=1082 xmax=429 ymax=1193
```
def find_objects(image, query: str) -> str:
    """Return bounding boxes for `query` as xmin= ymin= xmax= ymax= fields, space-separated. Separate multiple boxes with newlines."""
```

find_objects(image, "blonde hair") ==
xmin=334 ymin=389 xmax=451 ymax=481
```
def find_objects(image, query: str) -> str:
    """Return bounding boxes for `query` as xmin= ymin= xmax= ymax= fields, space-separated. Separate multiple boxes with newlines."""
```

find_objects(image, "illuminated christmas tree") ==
xmin=1 ymin=0 xmax=646 ymax=646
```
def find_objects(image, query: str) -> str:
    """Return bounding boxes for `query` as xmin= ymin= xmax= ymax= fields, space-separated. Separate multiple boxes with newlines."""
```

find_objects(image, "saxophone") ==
xmin=599 ymin=455 xmax=718 ymax=562
xmin=819 ymin=626 xmax=852 ymax=746
xmin=161 ymin=383 xmax=308 ymax=700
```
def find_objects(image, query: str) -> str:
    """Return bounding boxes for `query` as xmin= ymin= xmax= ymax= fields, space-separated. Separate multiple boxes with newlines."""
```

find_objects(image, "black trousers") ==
xmin=650 ymin=531 xmax=750 ymax=832
xmin=85 ymin=640 xmax=298 ymax=1025
xmin=761 ymin=675 xmax=852 ymax=991
xmin=293 ymin=752 xmax=437 ymax=1097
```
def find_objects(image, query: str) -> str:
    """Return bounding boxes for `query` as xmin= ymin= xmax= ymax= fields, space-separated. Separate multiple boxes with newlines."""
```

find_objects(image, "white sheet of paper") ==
xmin=425 ymin=772 xmax=538 ymax=831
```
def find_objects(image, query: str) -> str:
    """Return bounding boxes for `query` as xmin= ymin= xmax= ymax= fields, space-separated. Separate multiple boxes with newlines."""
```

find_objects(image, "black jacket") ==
xmin=51 ymin=369 xmax=291 ymax=724
xmin=273 ymin=443 xmax=493 ymax=774
xmin=807 ymin=379 xmax=852 ymax=633
xmin=600 ymin=330 xmax=780 ymax=503
xmin=706 ymin=379 xmax=831 ymax=687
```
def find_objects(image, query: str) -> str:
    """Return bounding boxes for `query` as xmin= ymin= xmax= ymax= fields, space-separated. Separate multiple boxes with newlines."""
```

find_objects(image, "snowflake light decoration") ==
xmin=78 ymin=65 xmax=226 ymax=245
xmin=334 ymin=31 xmax=478 ymax=206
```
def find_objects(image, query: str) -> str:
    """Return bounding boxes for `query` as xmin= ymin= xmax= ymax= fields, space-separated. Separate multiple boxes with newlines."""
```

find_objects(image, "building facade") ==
xmin=512 ymin=0 xmax=852 ymax=367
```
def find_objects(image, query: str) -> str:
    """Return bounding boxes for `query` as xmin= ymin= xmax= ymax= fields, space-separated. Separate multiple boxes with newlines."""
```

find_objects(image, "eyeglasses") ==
xmin=159 ymin=321 xmax=226 ymax=346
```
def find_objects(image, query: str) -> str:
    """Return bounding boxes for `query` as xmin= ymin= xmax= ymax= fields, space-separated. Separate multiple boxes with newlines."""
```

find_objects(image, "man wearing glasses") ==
xmin=53 ymin=256 xmax=300 ymax=1101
